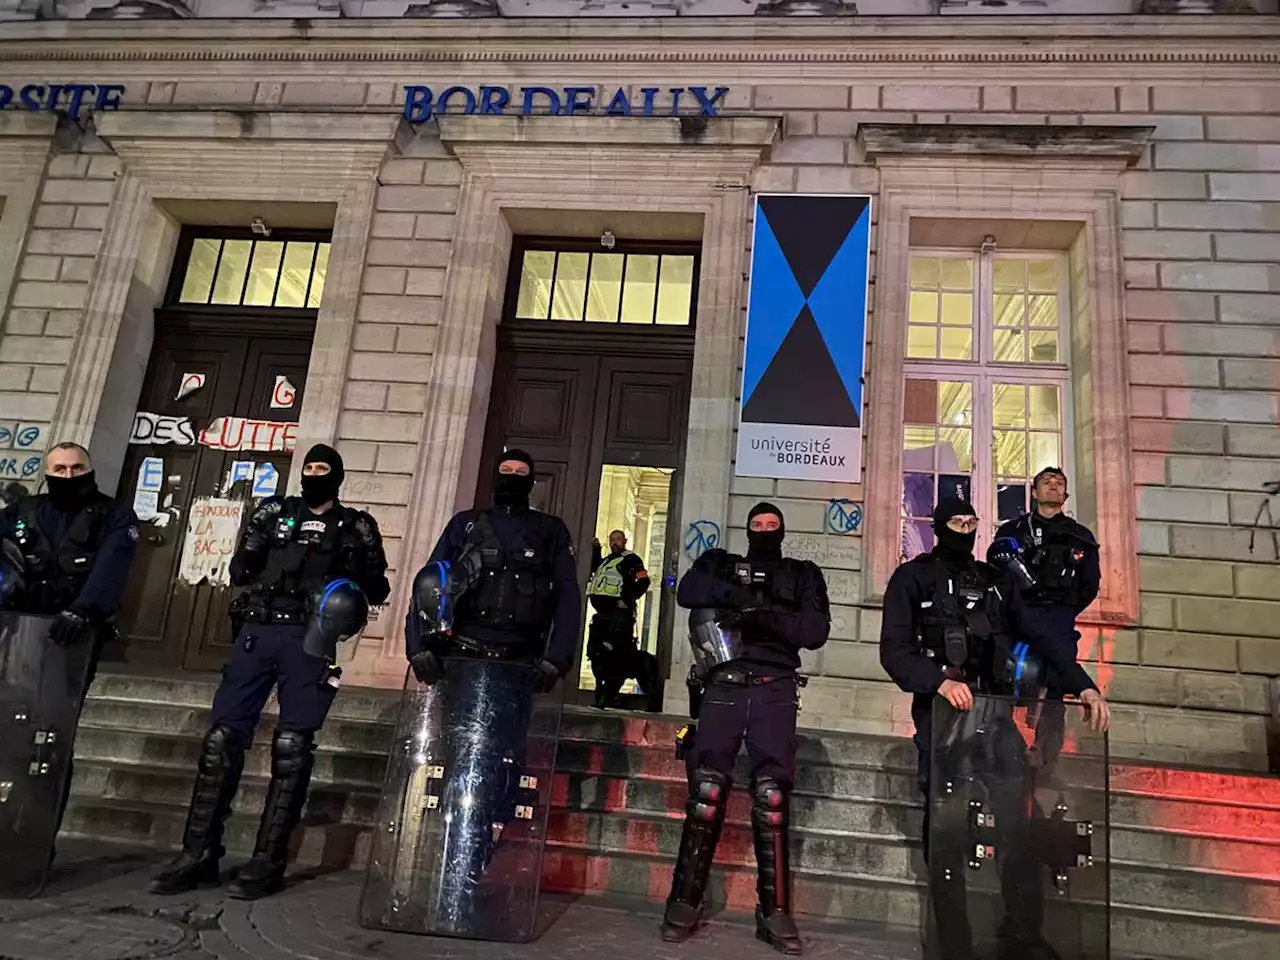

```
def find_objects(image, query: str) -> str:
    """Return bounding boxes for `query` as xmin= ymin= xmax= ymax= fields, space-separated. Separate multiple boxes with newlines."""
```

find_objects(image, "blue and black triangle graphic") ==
xmin=741 ymin=194 xmax=870 ymax=429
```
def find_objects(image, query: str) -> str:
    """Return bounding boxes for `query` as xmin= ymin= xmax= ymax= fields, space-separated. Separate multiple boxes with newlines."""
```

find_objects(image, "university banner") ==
xmin=735 ymin=193 xmax=872 ymax=482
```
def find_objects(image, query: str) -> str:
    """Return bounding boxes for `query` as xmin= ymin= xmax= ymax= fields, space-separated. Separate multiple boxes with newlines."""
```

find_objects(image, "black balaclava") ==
xmin=746 ymin=501 xmax=785 ymax=561
xmin=932 ymin=496 xmax=977 ymax=562
xmin=493 ymin=448 xmax=535 ymax=507
xmin=300 ymin=443 xmax=344 ymax=509
xmin=46 ymin=471 xmax=98 ymax=512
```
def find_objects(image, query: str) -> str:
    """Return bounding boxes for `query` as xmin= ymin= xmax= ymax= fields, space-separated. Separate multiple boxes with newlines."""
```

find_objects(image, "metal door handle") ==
xmin=147 ymin=533 xmax=165 ymax=545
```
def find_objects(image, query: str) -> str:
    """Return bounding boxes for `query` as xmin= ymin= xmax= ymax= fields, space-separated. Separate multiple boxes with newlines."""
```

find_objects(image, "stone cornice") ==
xmin=0 ymin=112 xmax=57 ymax=137
xmin=860 ymin=123 xmax=1154 ymax=165
xmin=1 ymin=16 xmax=1278 ymax=65
xmin=94 ymin=109 xmax=404 ymax=143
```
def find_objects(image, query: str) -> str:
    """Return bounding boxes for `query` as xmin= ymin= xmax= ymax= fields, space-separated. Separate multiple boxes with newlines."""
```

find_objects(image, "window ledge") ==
xmin=859 ymin=123 xmax=1154 ymax=166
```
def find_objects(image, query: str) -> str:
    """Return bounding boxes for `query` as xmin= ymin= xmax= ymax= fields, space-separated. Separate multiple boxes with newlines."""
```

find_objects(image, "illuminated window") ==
xmin=511 ymin=246 xmax=697 ymax=326
xmin=902 ymin=251 xmax=1071 ymax=560
xmin=173 ymin=234 xmax=332 ymax=309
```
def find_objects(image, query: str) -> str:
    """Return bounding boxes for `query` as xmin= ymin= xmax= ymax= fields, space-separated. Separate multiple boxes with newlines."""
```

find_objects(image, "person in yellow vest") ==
xmin=587 ymin=529 xmax=659 ymax=710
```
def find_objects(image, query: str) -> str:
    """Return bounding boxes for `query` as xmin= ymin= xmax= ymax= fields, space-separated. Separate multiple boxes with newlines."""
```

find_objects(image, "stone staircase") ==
xmin=62 ymin=671 xmax=1280 ymax=959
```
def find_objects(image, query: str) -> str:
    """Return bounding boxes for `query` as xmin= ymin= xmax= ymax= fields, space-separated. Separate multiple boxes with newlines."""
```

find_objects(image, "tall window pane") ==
xmin=902 ymin=377 xmax=974 ymax=561
xmin=179 ymin=238 xmax=220 ymax=304
xmin=550 ymin=252 xmax=589 ymax=321
xmin=243 ymin=241 xmax=284 ymax=307
xmin=276 ymin=242 xmax=316 ymax=308
xmin=210 ymin=240 xmax=252 ymax=305
xmin=621 ymin=254 xmax=659 ymax=324
xmin=656 ymin=255 xmax=695 ymax=325
xmin=586 ymin=253 xmax=624 ymax=323
xmin=516 ymin=250 xmax=555 ymax=320
xmin=307 ymin=243 xmax=330 ymax=308
xmin=907 ymin=254 xmax=974 ymax=360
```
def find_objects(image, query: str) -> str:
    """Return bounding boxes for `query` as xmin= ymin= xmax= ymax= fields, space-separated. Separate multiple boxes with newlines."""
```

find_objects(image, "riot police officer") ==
xmin=587 ymin=529 xmax=658 ymax=709
xmin=662 ymin=502 xmax=829 ymax=956
xmin=0 ymin=441 xmax=139 ymax=649
xmin=0 ymin=441 xmax=139 ymax=862
xmin=406 ymin=448 xmax=580 ymax=689
xmin=994 ymin=467 xmax=1100 ymax=767
xmin=151 ymin=443 xmax=389 ymax=900
xmin=880 ymin=496 xmax=1109 ymax=960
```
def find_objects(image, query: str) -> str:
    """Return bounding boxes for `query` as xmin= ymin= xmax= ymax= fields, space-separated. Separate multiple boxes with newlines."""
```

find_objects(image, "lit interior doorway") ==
xmin=578 ymin=464 xmax=675 ymax=695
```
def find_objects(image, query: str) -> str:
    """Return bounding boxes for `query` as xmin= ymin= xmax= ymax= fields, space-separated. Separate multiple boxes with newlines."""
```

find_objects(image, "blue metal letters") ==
xmin=403 ymin=84 xmax=730 ymax=123
xmin=0 ymin=83 xmax=126 ymax=120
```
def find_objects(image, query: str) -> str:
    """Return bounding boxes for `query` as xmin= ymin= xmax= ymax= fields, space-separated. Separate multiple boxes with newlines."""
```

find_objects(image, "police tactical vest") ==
xmin=1016 ymin=514 xmax=1091 ymax=606
xmin=254 ymin=497 xmax=354 ymax=603
xmin=13 ymin=495 xmax=109 ymax=612
xmin=455 ymin=510 xmax=555 ymax=633
xmin=917 ymin=560 xmax=997 ymax=676
xmin=588 ymin=551 xmax=632 ymax=599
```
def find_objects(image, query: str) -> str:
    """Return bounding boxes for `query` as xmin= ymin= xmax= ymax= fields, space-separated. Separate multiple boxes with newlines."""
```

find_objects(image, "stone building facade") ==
xmin=0 ymin=2 xmax=1278 ymax=767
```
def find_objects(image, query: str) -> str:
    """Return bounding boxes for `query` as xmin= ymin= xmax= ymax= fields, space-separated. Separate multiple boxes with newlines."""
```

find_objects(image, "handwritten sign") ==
xmin=200 ymin=417 xmax=297 ymax=453
xmin=130 ymin=411 xmax=197 ymax=445
xmin=176 ymin=372 xmax=206 ymax=401
xmin=177 ymin=497 xmax=244 ymax=587
xmin=271 ymin=376 xmax=297 ymax=409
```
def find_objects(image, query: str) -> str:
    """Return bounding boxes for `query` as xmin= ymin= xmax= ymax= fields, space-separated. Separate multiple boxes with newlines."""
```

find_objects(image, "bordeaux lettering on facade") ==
xmin=402 ymin=84 xmax=731 ymax=123
xmin=0 ymin=83 xmax=126 ymax=120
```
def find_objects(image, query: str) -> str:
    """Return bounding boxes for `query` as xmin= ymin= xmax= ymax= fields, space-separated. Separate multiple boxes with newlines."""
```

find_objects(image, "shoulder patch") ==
xmin=127 ymin=525 xmax=140 ymax=542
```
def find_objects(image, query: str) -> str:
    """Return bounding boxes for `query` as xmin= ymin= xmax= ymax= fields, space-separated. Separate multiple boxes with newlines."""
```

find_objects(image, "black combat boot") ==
xmin=660 ymin=767 xmax=730 ymax=943
xmin=752 ymin=778 xmax=802 ymax=956
xmin=227 ymin=730 xmax=314 ymax=900
xmin=151 ymin=726 xmax=244 ymax=894
xmin=997 ymin=920 xmax=1062 ymax=960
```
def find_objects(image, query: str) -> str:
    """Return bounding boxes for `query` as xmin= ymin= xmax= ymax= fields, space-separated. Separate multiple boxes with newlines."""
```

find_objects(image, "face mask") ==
xmin=46 ymin=471 xmax=97 ymax=510
xmin=747 ymin=528 xmax=784 ymax=558
xmin=934 ymin=526 xmax=977 ymax=560
xmin=300 ymin=473 xmax=340 ymax=508
xmin=494 ymin=472 xmax=533 ymax=506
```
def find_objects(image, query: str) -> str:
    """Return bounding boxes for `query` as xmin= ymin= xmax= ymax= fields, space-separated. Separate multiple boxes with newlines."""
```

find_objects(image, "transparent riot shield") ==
xmin=927 ymin=692 xmax=1110 ymax=960
xmin=359 ymin=657 xmax=563 ymax=942
xmin=0 ymin=611 xmax=96 ymax=897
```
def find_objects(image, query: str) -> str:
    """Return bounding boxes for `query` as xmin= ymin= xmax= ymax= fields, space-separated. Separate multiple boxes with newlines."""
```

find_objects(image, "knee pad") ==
xmin=199 ymin=725 xmax=245 ymax=773
xmin=689 ymin=767 xmax=730 ymax=823
xmin=271 ymin=729 xmax=315 ymax=778
xmin=751 ymin=777 xmax=788 ymax=830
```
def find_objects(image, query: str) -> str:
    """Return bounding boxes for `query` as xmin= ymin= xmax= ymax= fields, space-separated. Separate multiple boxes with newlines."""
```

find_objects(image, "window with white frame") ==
xmin=900 ymin=249 xmax=1073 ymax=561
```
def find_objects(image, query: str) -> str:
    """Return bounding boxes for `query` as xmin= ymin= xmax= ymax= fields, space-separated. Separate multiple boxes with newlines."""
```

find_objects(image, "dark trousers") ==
xmin=587 ymin=614 xmax=660 ymax=707
xmin=1022 ymin=606 xmax=1082 ymax=771
xmin=690 ymin=676 xmax=798 ymax=787
xmin=209 ymin=624 xmax=341 ymax=747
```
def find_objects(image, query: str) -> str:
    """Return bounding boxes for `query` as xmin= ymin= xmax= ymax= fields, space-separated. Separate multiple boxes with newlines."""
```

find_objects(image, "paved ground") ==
xmin=0 ymin=841 xmax=922 ymax=960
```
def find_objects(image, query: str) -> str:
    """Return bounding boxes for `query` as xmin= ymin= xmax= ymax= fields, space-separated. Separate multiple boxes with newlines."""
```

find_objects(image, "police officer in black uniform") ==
xmin=0 ymin=441 xmax=139 ymax=838
xmin=587 ymin=529 xmax=658 ymax=709
xmin=405 ymin=448 xmax=580 ymax=692
xmin=880 ymin=496 xmax=1109 ymax=960
xmin=661 ymin=502 xmax=829 ymax=956
xmin=151 ymin=444 xmax=389 ymax=900
xmin=994 ymin=467 xmax=1100 ymax=767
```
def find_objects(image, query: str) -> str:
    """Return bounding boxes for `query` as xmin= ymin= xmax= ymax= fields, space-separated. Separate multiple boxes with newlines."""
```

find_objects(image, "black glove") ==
xmin=532 ymin=658 xmax=562 ymax=694
xmin=409 ymin=650 xmax=443 ymax=686
xmin=48 ymin=609 xmax=88 ymax=647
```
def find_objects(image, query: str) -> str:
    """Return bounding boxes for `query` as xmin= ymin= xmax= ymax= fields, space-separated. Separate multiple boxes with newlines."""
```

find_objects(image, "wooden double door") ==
xmin=478 ymin=324 xmax=694 ymax=701
xmin=110 ymin=314 xmax=312 ymax=671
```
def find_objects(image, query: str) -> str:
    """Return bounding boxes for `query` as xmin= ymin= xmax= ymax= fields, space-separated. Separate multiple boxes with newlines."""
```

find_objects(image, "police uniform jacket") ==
xmin=879 ymin=550 xmax=1096 ymax=699
xmin=677 ymin=547 xmax=830 ymax=674
xmin=0 ymin=492 xmax=139 ymax=619
xmin=994 ymin=511 xmax=1100 ymax=617
xmin=409 ymin=504 xmax=581 ymax=670
xmin=229 ymin=495 xmax=390 ymax=616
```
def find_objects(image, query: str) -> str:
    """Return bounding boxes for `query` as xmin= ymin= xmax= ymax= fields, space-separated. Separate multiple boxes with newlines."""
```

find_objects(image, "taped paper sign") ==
xmin=138 ymin=457 xmax=163 ymax=493
xmin=223 ymin=459 xmax=254 ymax=495
xmin=178 ymin=497 xmax=244 ymax=587
xmin=133 ymin=490 xmax=160 ymax=522
xmin=253 ymin=462 xmax=279 ymax=498
xmin=131 ymin=412 xmax=197 ymax=446
xmin=200 ymin=417 xmax=298 ymax=453
xmin=271 ymin=376 xmax=298 ymax=409
xmin=176 ymin=372 xmax=206 ymax=401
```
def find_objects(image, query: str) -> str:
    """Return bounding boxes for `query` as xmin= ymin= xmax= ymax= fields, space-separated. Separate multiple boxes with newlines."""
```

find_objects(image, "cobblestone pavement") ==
xmin=0 ymin=842 xmax=922 ymax=960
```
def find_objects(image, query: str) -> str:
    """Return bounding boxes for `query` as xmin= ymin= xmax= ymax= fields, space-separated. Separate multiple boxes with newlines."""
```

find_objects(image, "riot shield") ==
xmin=359 ymin=657 xmax=563 ymax=942
xmin=0 ymin=611 xmax=96 ymax=896
xmin=926 ymin=692 xmax=1110 ymax=960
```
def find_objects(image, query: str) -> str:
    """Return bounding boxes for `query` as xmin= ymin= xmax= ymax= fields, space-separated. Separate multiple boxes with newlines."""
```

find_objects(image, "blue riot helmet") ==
xmin=0 ymin=540 xmax=25 ymax=610
xmin=412 ymin=560 xmax=456 ymax=636
xmin=303 ymin=578 xmax=370 ymax=661
xmin=1001 ymin=640 xmax=1048 ymax=704
xmin=988 ymin=536 xmax=1036 ymax=591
